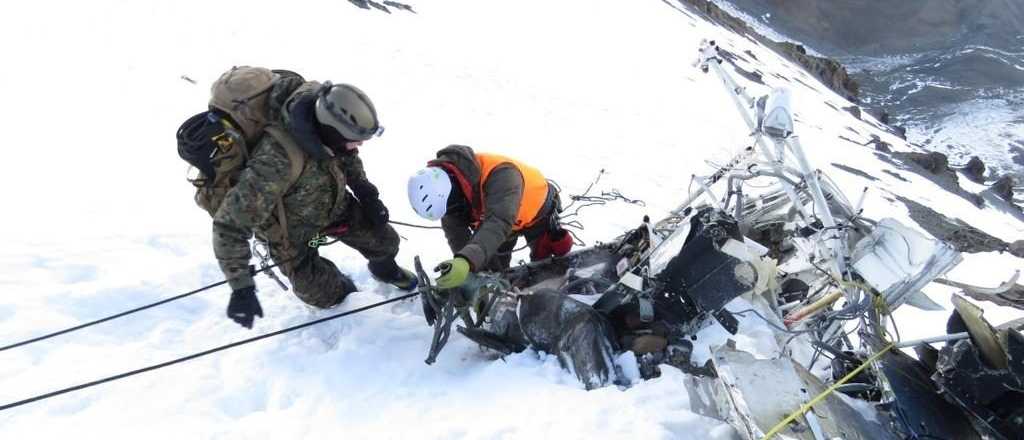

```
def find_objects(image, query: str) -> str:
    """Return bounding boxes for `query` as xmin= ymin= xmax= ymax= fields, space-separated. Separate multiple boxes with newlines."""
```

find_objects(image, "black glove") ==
xmin=362 ymin=197 xmax=390 ymax=227
xmin=227 ymin=286 xmax=264 ymax=329
xmin=350 ymin=178 xmax=389 ymax=227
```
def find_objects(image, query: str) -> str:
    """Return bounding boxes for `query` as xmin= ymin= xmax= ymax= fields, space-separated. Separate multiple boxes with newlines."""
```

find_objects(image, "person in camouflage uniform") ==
xmin=210 ymin=69 xmax=415 ymax=329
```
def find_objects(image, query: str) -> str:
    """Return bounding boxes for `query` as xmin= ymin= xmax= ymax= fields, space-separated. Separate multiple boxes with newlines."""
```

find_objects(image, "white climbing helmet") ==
xmin=407 ymin=167 xmax=453 ymax=221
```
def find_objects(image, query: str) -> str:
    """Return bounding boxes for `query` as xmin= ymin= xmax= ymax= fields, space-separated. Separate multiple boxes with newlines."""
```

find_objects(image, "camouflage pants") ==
xmin=273 ymin=201 xmax=400 ymax=309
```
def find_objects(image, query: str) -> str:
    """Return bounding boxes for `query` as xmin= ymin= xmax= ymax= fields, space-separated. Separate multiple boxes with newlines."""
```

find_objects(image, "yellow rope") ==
xmin=761 ymin=342 xmax=896 ymax=439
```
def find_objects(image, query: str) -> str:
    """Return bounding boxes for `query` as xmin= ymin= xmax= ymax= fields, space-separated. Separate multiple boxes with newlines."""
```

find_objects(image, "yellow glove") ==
xmin=434 ymin=257 xmax=471 ymax=289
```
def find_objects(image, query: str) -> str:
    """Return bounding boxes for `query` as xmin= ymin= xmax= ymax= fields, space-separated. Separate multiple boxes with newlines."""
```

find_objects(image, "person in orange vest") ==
xmin=407 ymin=145 xmax=573 ymax=288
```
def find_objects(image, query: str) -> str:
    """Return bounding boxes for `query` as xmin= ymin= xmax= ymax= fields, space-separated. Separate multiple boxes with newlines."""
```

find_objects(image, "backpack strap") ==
xmin=263 ymin=126 xmax=307 ymax=245
xmin=265 ymin=126 xmax=306 ymax=190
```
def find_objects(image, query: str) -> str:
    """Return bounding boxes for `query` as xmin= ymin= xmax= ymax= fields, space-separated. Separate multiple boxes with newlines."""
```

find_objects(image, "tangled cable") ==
xmin=552 ymin=170 xmax=646 ymax=247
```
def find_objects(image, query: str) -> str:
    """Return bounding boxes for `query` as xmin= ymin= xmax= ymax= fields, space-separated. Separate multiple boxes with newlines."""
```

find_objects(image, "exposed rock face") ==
xmin=1010 ymin=240 xmax=1024 ymax=259
xmin=992 ymin=176 xmax=1017 ymax=203
xmin=866 ymin=108 xmax=890 ymax=125
xmin=963 ymin=156 xmax=986 ymax=182
xmin=892 ymin=125 xmax=907 ymax=140
xmin=677 ymin=0 xmax=860 ymax=101
xmin=771 ymin=42 xmax=860 ymax=100
xmin=890 ymin=151 xmax=986 ymax=207
xmin=896 ymin=151 xmax=956 ymax=181
xmin=896 ymin=196 xmax=1009 ymax=254
xmin=723 ymin=0 xmax=1024 ymax=55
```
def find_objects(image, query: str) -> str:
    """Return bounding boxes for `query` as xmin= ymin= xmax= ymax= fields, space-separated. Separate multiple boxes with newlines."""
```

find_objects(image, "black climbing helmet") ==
xmin=314 ymin=82 xmax=381 ymax=142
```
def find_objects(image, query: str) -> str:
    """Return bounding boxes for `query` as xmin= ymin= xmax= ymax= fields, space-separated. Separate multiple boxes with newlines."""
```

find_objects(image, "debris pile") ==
xmin=416 ymin=40 xmax=1024 ymax=439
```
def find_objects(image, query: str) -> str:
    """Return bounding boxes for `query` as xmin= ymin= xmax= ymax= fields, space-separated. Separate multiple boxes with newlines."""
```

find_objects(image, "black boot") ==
xmin=367 ymin=259 xmax=418 ymax=291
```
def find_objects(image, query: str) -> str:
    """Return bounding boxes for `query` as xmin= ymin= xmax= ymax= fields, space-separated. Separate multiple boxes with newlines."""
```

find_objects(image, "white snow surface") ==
xmin=1 ymin=0 xmax=1021 ymax=439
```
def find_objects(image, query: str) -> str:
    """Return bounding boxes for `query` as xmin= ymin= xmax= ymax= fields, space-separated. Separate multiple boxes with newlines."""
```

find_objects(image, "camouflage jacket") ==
xmin=212 ymin=79 xmax=370 ymax=291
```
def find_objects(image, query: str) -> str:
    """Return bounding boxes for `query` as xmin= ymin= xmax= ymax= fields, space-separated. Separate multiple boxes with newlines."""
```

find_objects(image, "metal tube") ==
xmin=893 ymin=332 xmax=970 ymax=349
xmin=695 ymin=175 xmax=725 ymax=211
xmin=784 ymin=291 xmax=844 ymax=326
xmin=706 ymin=57 xmax=813 ymax=224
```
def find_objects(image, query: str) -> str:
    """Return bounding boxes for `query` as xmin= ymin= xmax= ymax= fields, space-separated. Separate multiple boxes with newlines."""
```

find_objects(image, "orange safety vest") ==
xmin=433 ymin=153 xmax=550 ymax=232
xmin=476 ymin=153 xmax=550 ymax=231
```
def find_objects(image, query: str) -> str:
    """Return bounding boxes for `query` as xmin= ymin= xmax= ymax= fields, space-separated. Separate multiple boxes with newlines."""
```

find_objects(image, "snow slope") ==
xmin=0 ymin=0 xmax=1020 ymax=438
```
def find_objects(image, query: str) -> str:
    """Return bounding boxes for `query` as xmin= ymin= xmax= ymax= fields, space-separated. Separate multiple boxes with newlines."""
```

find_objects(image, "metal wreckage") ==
xmin=415 ymin=40 xmax=1024 ymax=440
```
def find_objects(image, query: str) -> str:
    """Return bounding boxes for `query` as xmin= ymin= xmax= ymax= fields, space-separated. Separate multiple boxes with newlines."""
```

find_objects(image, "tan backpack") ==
xmin=177 ymin=66 xmax=308 ymax=238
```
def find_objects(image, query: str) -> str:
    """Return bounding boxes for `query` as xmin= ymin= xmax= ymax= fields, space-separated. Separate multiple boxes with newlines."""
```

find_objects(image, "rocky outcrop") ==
xmin=867 ymin=108 xmax=891 ymax=125
xmin=992 ymin=176 xmax=1017 ymax=203
xmin=677 ymin=0 xmax=859 ymax=101
xmin=891 ymin=151 xmax=986 ymax=207
xmin=895 ymin=151 xmax=957 ymax=183
xmin=1010 ymin=240 xmax=1024 ymax=259
xmin=896 ymin=196 xmax=1010 ymax=254
xmin=963 ymin=156 xmax=986 ymax=182
xmin=769 ymin=42 xmax=859 ymax=100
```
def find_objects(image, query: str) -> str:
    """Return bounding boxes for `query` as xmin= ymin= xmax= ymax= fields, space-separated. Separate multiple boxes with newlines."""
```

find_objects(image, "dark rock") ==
xmin=1009 ymin=240 xmax=1024 ymax=258
xmin=963 ymin=156 xmax=986 ymax=182
xmin=896 ymin=196 xmax=1009 ymax=254
xmin=348 ymin=0 xmax=371 ymax=9
xmin=367 ymin=0 xmax=391 ymax=13
xmin=899 ymin=151 xmax=954 ymax=177
xmin=383 ymin=1 xmax=416 ymax=13
xmin=893 ymin=125 xmax=907 ymax=139
xmin=843 ymin=106 xmax=862 ymax=119
xmin=863 ymin=135 xmax=892 ymax=152
xmin=992 ymin=176 xmax=1016 ymax=203
xmin=867 ymin=108 xmax=890 ymax=125
xmin=771 ymin=41 xmax=860 ymax=101
xmin=892 ymin=151 xmax=989 ymax=207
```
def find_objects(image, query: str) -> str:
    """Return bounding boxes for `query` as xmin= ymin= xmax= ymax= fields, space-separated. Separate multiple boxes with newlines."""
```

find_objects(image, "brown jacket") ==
xmin=430 ymin=145 xmax=555 ymax=270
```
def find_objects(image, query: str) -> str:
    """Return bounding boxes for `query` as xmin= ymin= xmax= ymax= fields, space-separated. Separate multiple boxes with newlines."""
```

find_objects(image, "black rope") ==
xmin=0 ymin=292 xmax=418 ymax=412
xmin=0 ymin=279 xmax=230 ymax=352
xmin=389 ymin=220 xmax=443 ymax=230
xmin=0 ymin=240 xmax=339 ymax=352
